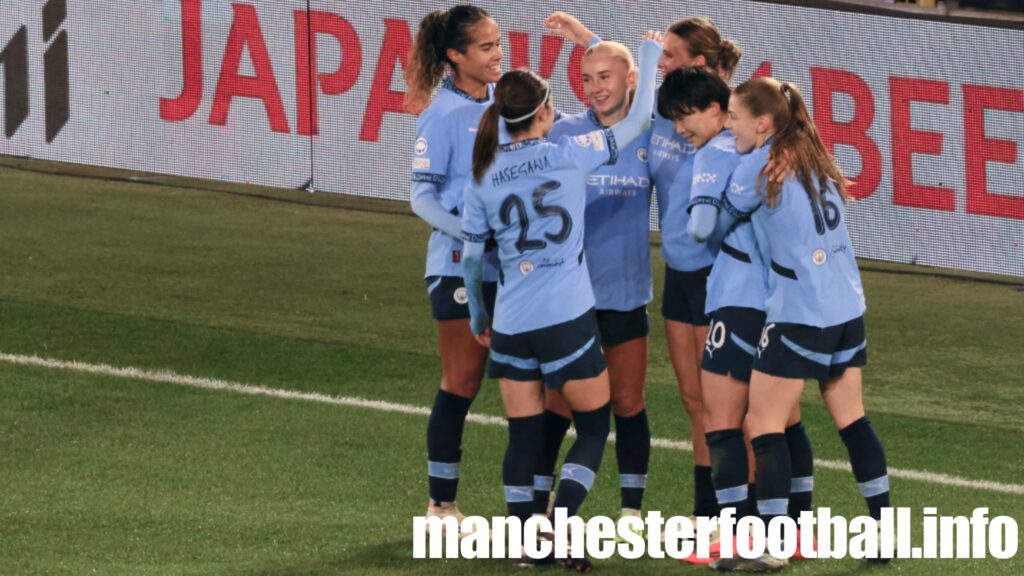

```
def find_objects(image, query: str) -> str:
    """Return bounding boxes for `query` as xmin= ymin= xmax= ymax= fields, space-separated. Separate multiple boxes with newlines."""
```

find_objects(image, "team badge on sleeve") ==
xmin=414 ymin=137 xmax=428 ymax=156
xmin=573 ymin=134 xmax=592 ymax=147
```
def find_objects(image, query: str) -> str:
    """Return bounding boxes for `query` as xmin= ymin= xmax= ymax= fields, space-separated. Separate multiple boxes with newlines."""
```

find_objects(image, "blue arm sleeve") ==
xmin=689 ymin=204 xmax=719 ymax=242
xmin=609 ymin=39 xmax=661 ymax=151
xmin=460 ymin=241 xmax=490 ymax=335
xmin=410 ymin=181 xmax=462 ymax=239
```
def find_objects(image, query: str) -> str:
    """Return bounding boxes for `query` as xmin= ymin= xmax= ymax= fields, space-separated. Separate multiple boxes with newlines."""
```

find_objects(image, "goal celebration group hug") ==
xmin=406 ymin=5 xmax=890 ymax=572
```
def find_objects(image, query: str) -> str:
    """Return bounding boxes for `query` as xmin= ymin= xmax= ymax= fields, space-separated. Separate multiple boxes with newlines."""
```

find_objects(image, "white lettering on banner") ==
xmin=0 ymin=0 xmax=1020 ymax=276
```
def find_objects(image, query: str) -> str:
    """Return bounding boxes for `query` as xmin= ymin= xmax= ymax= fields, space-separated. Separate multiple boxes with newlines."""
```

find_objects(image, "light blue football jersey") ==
xmin=462 ymin=130 xmax=618 ymax=334
xmin=726 ymin=144 xmax=866 ymax=327
xmin=688 ymin=129 xmax=741 ymax=216
xmin=706 ymin=139 xmax=768 ymax=315
xmin=410 ymin=77 xmax=498 ymax=281
xmin=649 ymin=104 xmax=715 ymax=272
xmin=549 ymin=109 xmax=653 ymax=312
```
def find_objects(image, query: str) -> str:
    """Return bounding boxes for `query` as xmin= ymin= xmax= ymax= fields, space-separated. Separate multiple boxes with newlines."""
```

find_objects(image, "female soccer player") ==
xmin=708 ymin=77 xmax=891 ymax=571
xmin=660 ymin=68 xmax=814 ymax=563
xmin=460 ymin=36 xmax=662 ymax=563
xmin=405 ymin=5 xmax=502 ymax=525
xmin=528 ymin=40 xmax=655 ymax=524
xmin=546 ymin=11 xmax=743 ymax=523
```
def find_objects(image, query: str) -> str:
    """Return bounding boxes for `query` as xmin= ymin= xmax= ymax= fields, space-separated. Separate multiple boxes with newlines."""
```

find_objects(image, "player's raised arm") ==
xmin=607 ymin=37 xmax=662 ymax=152
xmin=543 ymin=12 xmax=598 ymax=48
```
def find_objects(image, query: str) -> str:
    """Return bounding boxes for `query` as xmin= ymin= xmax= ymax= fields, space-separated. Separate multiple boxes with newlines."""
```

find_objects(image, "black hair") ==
xmin=657 ymin=67 xmax=731 ymax=120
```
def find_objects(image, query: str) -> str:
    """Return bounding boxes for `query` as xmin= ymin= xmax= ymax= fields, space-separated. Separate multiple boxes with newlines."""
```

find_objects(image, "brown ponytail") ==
xmin=472 ymin=69 xmax=550 ymax=183
xmin=405 ymin=11 xmax=448 ymax=114
xmin=734 ymin=78 xmax=849 ymax=208
xmin=473 ymin=105 xmax=502 ymax=183
xmin=770 ymin=82 xmax=849 ymax=206
xmin=404 ymin=6 xmax=491 ymax=115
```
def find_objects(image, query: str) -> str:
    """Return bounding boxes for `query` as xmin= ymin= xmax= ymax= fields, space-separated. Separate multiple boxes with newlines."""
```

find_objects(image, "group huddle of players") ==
xmin=406 ymin=5 xmax=891 ymax=572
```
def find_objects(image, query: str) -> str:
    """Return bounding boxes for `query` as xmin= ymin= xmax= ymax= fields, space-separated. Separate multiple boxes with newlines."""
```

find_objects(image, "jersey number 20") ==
xmin=500 ymin=181 xmax=572 ymax=253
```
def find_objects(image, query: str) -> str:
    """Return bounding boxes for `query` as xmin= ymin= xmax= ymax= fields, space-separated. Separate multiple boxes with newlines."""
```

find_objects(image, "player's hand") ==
xmin=474 ymin=327 xmax=492 ymax=348
xmin=642 ymin=30 xmax=664 ymax=46
xmin=765 ymin=148 xmax=797 ymax=184
xmin=544 ymin=12 xmax=594 ymax=47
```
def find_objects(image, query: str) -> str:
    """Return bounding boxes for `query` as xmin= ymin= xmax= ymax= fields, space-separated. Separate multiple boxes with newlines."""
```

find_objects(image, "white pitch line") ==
xmin=3 ymin=351 xmax=1023 ymax=497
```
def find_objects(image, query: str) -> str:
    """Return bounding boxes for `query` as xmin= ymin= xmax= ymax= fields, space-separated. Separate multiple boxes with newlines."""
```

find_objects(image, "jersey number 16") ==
xmin=805 ymin=188 xmax=841 ymax=235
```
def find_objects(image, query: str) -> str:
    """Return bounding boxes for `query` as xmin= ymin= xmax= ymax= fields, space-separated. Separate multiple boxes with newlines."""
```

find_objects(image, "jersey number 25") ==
xmin=500 ymin=180 xmax=572 ymax=253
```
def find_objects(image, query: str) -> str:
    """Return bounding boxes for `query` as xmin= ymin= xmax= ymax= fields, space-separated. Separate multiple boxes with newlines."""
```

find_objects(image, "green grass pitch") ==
xmin=0 ymin=157 xmax=1021 ymax=574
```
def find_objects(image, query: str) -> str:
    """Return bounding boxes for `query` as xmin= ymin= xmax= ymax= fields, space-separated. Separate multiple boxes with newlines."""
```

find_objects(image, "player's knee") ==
xmin=679 ymin=386 xmax=704 ymax=415
xmin=746 ymin=407 xmax=786 ymax=438
xmin=611 ymin=387 xmax=644 ymax=417
xmin=706 ymin=405 xmax=744 ymax=431
xmin=545 ymin=401 xmax=572 ymax=419
xmin=544 ymin=391 xmax=572 ymax=418
xmin=441 ymin=376 xmax=481 ymax=399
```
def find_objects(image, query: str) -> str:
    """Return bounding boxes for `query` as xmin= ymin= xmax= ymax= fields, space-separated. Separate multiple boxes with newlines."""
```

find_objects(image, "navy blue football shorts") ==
xmin=425 ymin=275 xmax=497 ymax=321
xmin=701 ymin=306 xmax=767 ymax=384
xmin=488 ymin=308 xmax=607 ymax=390
xmin=595 ymin=305 xmax=650 ymax=347
xmin=662 ymin=265 xmax=712 ymax=326
xmin=752 ymin=316 xmax=868 ymax=386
